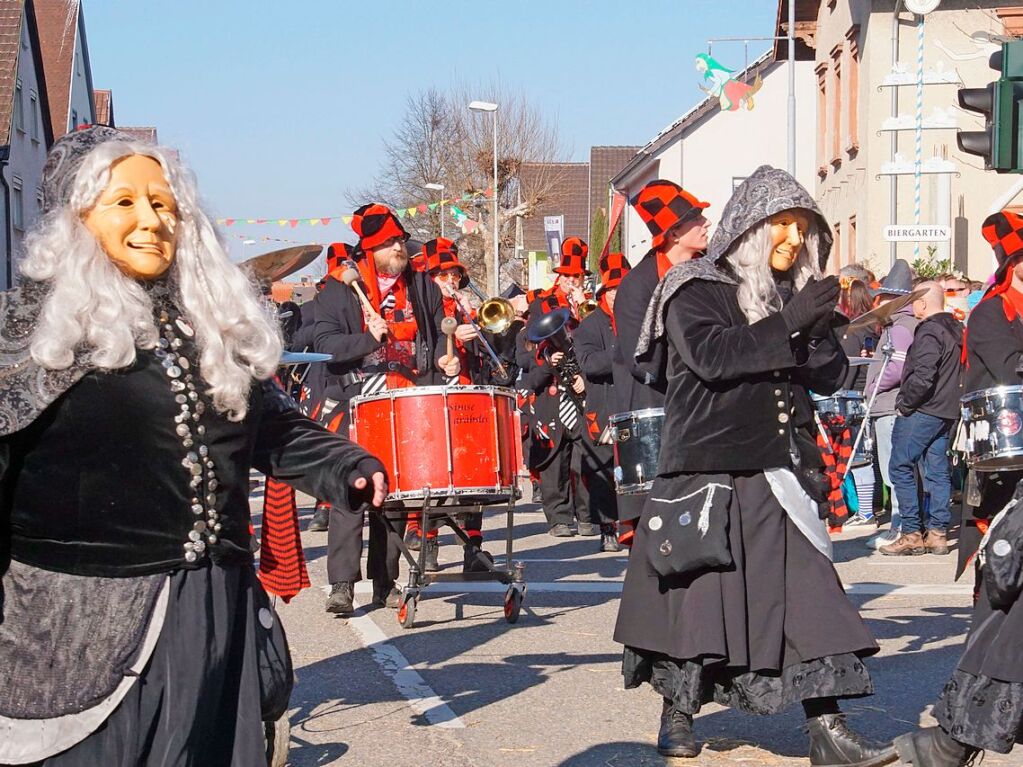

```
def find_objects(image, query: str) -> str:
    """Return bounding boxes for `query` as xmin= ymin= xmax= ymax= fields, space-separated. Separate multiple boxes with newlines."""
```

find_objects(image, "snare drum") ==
xmin=811 ymin=390 xmax=867 ymax=422
xmin=609 ymin=408 xmax=664 ymax=494
xmin=348 ymin=385 xmax=518 ymax=502
xmin=961 ymin=385 xmax=1023 ymax=471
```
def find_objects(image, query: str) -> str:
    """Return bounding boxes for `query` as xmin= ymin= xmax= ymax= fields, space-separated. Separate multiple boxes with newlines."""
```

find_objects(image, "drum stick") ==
xmin=341 ymin=268 xmax=378 ymax=318
xmin=441 ymin=316 xmax=457 ymax=360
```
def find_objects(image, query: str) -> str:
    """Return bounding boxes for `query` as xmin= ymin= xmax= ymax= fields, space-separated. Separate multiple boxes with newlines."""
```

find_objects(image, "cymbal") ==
xmin=846 ymin=356 xmax=874 ymax=366
xmin=280 ymin=351 xmax=331 ymax=366
xmin=240 ymin=244 xmax=323 ymax=283
xmin=846 ymin=288 xmax=927 ymax=330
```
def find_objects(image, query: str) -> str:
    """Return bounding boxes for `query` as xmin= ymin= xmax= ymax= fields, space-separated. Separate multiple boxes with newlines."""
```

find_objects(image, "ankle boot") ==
xmin=423 ymin=538 xmax=440 ymax=572
xmin=806 ymin=713 xmax=897 ymax=766
xmin=657 ymin=698 xmax=697 ymax=758
xmin=894 ymin=726 xmax=981 ymax=766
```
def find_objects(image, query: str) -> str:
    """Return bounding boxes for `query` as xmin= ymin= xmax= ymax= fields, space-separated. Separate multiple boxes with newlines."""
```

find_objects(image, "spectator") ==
xmin=881 ymin=282 xmax=964 ymax=556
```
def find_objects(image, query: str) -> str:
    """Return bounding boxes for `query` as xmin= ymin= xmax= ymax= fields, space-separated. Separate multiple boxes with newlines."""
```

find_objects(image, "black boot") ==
xmin=894 ymin=726 xmax=982 ymax=766
xmin=657 ymin=698 xmax=697 ymax=758
xmin=325 ymin=581 xmax=355 ymax=615
xmin=306 ymin=505 xmax=329 ymax=532
xmin=807 ymin=714 xmax=897 ymax=766
xmin=463 ymin=544 xmax=493 ymax=573
xmin=423 ymin=538 xmax=440 ymax=572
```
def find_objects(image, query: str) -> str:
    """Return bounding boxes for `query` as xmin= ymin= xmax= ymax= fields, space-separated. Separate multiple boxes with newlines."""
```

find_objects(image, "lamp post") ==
xmin=424 ymin=182 xmax=445 ymax=238
xmin=469 ymin=99 xmax=499 ymax=294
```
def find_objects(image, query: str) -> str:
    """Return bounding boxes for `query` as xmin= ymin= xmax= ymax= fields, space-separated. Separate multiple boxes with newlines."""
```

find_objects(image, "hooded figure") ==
xmin=614 ymin=166 xmax=894 ymax=766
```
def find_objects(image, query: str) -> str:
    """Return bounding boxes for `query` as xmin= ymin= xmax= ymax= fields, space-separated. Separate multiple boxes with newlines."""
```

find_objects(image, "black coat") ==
xmin=612 ymin=252 xmax=666 ymax=414
xmin=574 ymin=307 xmax=617 ymax=437
xmin=659 ymin=279 xmax=847 ymax=474
xmin=312 ymin=265 xmax=446 ymax=403
xmin=288 ymin=300 xmax=317 ymax=352
xmin=516 ymin=327 xmax=577 ymax=468
xmin=964 ymin=295 xmax=1023 ymax=392
xmin=896 ymin=312 xmax=964 ymax=420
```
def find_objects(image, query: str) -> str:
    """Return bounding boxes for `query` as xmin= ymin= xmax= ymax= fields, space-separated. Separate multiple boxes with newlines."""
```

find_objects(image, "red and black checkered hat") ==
xmin=423 ymin=237 xmax=469 ymax=288
xmin=553 ymin=237 xmax=591 ymax=276
xmin=350 ymin=203 xmax=409 ymax=251
xmin=983 ymin=210 xmax=1023 ymax=280
xmin=596 ymin=252 xmax=630 ymax=296
xmin=631 ymin=180 xmax=709 ymax=250
xmin=325 ymin=242 xmax=354 ymax=273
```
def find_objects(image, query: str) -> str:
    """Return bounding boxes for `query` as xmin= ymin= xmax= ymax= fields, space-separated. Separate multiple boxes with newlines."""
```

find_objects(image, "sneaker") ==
xmin=925 ymin=529 xmax=950 ymax=555
xmin=576 ymin=522 xmax=600 ymax=536
xmin=600 ymin=525 xmax=621 ymax=552
xmin=306 ymin=505 xmax=330 ymax=532
xmin=844 ymin=513 xmax=876 ymax=527
xmin=325 ymin=581 xmax=355 ymax=614
xmin=866 ymin=528 xmax=900 ymax=550
xmin=549 ymin=523 xmax=575 ymax=537
xmin=879 ymin=531 xmax=926 ymax=556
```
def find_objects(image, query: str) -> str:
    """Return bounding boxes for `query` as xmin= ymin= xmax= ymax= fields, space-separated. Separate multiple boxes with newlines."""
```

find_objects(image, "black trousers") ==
xmin=539 ymin=431 xmax=593 ymax=527
xmin=581 ymin=442 xmax=618 ymax=525
xmin=326 ymin=504 xmax=407 ymax=586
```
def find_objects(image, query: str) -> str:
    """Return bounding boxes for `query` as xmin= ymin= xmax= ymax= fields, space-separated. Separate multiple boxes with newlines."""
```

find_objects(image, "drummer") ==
xmin=895 ymin=209 xmax=1023 ymax=764
xmin=574 ymin=252 xmax=631 ymax=552
xmin=314 ymin=203 xmax=457 ymax=615
xmin=612 ymin=179 xmax=710 ymax=545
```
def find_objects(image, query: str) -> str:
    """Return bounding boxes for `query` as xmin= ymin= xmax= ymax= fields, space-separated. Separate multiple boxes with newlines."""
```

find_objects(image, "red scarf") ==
xmin=599 ymin=294 xmax=616 ymax=334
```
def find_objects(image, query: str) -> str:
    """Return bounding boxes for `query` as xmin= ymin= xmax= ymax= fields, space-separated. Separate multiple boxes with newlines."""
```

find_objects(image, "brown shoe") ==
xmin=879 ymin=531 xmax=926 ymax=556
xmin=925 ymin=529 xmax=950 ymax=555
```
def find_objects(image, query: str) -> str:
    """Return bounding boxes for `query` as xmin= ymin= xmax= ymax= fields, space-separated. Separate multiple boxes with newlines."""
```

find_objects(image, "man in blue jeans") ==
xmin=881 ymin=282 xmax=963 ymax=556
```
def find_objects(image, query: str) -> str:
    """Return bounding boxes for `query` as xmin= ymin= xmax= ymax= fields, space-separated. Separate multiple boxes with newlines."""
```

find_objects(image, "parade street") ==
xmin=259 ymin=487 xmax=1014 ymax=767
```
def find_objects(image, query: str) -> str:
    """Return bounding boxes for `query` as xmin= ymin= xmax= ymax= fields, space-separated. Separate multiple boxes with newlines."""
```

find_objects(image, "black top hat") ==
xmin=872 ymin=259 xmax=914 ymax=297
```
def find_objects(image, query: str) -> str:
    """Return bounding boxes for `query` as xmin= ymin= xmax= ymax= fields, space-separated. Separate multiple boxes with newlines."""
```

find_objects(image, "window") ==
xmin=831 ymin=45 xmax=843 ymax=166
xmin=816 ymin=63 xmax=828 ymax=176
xmin=13 ymin=80 xmax=23 ymax=133
xmin=833 ymin=222 xmax=842 ymax=268
xmin=12 ymin=176 xmax=24 ymax=231
xmin=70 ymin=109 xmax=77 ymax=133
xmin=28 ymin=91 xmax=38 ymax=141
xmin=849 ymin=216 xmax=857 ymax=264
xmin=846 ymin=27 xmax=860 ymax=153
xmin=36 ymin=186 xmax=43 ymax=208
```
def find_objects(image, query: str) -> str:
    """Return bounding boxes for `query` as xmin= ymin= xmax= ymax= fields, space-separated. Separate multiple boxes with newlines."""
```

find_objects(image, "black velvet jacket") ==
xmin=2 ymin=353 xmax=375 ymax=578
xmin=612 ymin=253 xmax=667 ymax=414
xmin=658 ymin=279 xmax=847 ymax=474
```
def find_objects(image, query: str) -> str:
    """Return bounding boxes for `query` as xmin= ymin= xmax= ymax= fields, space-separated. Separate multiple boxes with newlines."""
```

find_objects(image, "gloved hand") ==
xmin=348 ymin=456 xmax=388 ymax=507
xmin=780 ymin=276 xmax=840 ymax=335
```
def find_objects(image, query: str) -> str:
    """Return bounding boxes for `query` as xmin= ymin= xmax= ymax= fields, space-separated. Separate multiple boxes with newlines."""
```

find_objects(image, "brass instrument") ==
xmin=576 ymin=298 xmax=599 ymax=320
xmin=441 ymin=282 xmax=509 ymax=378
xmin=526 ymin=307 xmax=585 ymax=412
xmin=478 ymin=296 xmax=517 ymax=334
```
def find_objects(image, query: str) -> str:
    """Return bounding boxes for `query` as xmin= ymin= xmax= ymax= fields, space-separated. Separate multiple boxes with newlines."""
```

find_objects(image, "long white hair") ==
xmin=20 ymin=140 xmax=282 ymax=420
xmin=725 ymin=219 xmax=823 ymax=324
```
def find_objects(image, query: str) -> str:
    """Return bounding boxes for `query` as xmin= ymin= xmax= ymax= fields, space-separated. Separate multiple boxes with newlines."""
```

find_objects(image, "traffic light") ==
xmin=958 ymin=41 xmax=1023 ymax=173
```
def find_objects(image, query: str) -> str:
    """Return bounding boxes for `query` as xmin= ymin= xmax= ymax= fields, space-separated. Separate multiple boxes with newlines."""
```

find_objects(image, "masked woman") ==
xmin=0 ymin=127 xmax=385 ymax=766
xmin=613 ymin=166 xmax=894 ymax=767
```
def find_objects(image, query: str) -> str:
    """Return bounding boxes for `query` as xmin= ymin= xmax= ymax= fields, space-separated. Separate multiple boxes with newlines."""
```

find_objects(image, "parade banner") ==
xmin=544 ymin=215 xmax=564 ymax=260
xmin=600 ymin=192 xmax=627 ymax=260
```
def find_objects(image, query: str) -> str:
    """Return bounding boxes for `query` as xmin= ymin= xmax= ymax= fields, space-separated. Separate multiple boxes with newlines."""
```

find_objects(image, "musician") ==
xmin=0 ymin=127 xmax=386 ymax=764
xmin=894 ymin=209 xmax=1023 ymax=765
xmin=615 ymin=166 xmax=891 ymax=764
xmin=525 ymin=239 xmax=594 ymax=537
xmin=612 ymin=180 xmax=710 ymax=545
xmin=314 ymin=204 xmax=457 ymax=614
xmin=574 ymin=252 xmax=630 ymax=552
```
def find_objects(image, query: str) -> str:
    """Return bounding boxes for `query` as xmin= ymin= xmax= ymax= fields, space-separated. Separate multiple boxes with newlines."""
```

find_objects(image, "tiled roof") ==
xmin=519 ymin=162 xmax=590 ymax=253
xmin=34 ymin=0 xmax=76 ymax=138
xmin=589 ymin=146 xmax=641 ymax=218
xmin=94 ymin=86 xmax=110 ymax=125
xmin=119 ymin=125 xmax=157 ymax=143
xmin=0 ymin=1 xmax=24 ymax=147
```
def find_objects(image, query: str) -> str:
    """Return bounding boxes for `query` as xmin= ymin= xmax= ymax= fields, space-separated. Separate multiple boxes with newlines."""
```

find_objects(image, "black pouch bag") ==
xmin=982 ymin=493 xmax=1023 ymax=611
xmin=640 ymin=473 xmax=734 ymax=578
xmin=253 ymin=582 xmax=294 ymax=722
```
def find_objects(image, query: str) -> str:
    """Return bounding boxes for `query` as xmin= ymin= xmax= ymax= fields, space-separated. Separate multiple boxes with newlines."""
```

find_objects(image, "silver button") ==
xmin=777 ymin=401 xmax=785 ymax=408
xmin=175 ymin=424 xmax=190 ymax=438
xmin=188 ymin=530 xmax=201 ymax=542
xmin=166 ymin=366 xmax=181 ymax=378
xmin=773 ymin=371 xmax=781 ymax=378
xmin=179 ymin=357 xmax=190 ymax=370
xmin=185 ymin=551 xmax=198 ymax=563
xmin=778 ymin=428 xmax=785 ymax=435
xmin=778 ymin=413 xmax=790 ymax=424
xmin=207 ymin=534 xmax=218 ymax=545
xmin=774 ymin=389 xmax=782 ymax=396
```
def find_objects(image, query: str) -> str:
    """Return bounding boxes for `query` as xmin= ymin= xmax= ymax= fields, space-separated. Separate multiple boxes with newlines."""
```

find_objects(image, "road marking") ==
xmin=343 ymin=599 xmax=466 ymax=729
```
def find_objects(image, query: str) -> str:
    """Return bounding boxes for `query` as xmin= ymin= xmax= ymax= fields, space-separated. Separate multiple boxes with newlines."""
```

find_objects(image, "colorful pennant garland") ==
xmin=215 ymin=189 xmax=493 ymax=228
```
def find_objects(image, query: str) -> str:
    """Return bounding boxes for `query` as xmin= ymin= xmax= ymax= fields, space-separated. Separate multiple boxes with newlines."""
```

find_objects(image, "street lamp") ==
xmin=424 ymin=182 xmax=445 ymax=238
xmin=469 ymin=99 xmax=499 ymax=294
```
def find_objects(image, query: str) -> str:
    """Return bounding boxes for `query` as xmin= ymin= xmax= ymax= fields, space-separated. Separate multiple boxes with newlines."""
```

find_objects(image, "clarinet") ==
xmin=545 ymin=344 xmax=585 ymax=413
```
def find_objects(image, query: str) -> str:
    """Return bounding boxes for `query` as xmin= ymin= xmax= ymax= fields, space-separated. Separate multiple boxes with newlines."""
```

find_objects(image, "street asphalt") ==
xmin=252 ymin=485 xmax=1018 ymax=767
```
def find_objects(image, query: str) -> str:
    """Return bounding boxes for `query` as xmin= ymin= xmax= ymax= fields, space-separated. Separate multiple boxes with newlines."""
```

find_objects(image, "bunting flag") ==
xmin=226 ymin=232 xmax=313 ymax=246
xmin=214 ymin=188 xmax=493 ymax=227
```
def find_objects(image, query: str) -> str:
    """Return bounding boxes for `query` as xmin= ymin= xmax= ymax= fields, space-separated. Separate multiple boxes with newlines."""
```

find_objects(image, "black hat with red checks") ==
xmin=983 ymin=210 xmax=1023 ymax=281
xmin=631 ymin=180 xmax=709 ymax=250
xmin=350 ymin=203 xmax=409 ymax=252
xmin=553 ymin=237 xmax=590 ymax=275
xmin=423 ymin=237 xmax=469 ymax=288
xmin=326 ymin=242 xmax=354 ymax=273
xmin=596 ymin=252 xmax=630 ymax=296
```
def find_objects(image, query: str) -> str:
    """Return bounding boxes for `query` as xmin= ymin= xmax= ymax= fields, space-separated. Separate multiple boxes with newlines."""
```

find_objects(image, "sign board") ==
xmin=544 ymin=215 xmax=564 ymax=260
xmin=883 ymin=225 xmax=951 ymax=242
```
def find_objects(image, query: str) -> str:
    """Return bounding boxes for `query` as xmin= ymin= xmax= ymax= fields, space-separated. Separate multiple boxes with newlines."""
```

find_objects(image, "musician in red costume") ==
xmin=314 ymin=204 xmax=458 ymax=614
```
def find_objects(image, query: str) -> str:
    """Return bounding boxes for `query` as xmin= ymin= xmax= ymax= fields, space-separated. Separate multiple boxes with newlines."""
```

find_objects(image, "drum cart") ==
xmin=376 ymin=488 xmax=526 ymax=629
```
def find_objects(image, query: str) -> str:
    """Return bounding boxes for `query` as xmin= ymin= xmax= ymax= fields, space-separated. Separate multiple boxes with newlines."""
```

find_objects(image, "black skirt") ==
xmin=33 ymin=563 xmax=267 ymax=767
xmin=613 ymin=472 xmax=878 ymax=716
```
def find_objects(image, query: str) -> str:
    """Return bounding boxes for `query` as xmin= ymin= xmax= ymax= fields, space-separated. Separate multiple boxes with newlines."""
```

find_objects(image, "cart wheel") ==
xmin=503 ymin=586 xmax=523 ymax=624
xmin=397 ymin=594 xmax=418 ymax=629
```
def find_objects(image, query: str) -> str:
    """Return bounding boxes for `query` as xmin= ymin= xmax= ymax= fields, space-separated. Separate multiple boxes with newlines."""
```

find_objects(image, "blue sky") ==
xmin=86 ymin=0 xmax=778 ymax=266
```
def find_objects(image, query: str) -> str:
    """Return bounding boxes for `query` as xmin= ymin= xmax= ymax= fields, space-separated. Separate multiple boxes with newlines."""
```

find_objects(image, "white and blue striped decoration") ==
xmin=913 ymin=14 xmax=925 ymax=261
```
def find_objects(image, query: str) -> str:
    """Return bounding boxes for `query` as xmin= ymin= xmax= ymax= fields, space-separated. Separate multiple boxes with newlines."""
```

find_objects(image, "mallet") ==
xmin=341 ymin=267 xmax=377 ymax=317
xmin=441 ymin=316 xmax=457 ymax=361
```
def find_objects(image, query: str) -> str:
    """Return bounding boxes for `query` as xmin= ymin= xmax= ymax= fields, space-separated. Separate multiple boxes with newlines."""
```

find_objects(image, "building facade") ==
xmin=36 ymin=0 xmax=94 ymax=138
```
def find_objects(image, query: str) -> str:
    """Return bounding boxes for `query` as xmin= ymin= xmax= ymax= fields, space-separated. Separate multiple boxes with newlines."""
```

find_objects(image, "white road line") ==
xmin=344 ymin=599 xmax=466 ymax=729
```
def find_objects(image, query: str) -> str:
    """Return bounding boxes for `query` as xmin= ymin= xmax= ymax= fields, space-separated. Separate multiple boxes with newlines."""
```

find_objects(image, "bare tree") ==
xmin=350 ymin=84 xmax=567 ymax=294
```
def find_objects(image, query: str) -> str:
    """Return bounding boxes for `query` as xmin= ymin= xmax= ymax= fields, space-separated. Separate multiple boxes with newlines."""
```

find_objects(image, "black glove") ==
xmin=780 ymin=276 xmax=840 ymax=335
xmin=347 ymin=456 xmax=388 ymax=509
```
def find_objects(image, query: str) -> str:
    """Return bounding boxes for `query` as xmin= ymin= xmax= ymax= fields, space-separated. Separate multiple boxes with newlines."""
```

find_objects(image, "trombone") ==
xmin=447 ymin=280 xmax=513 ymax=378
